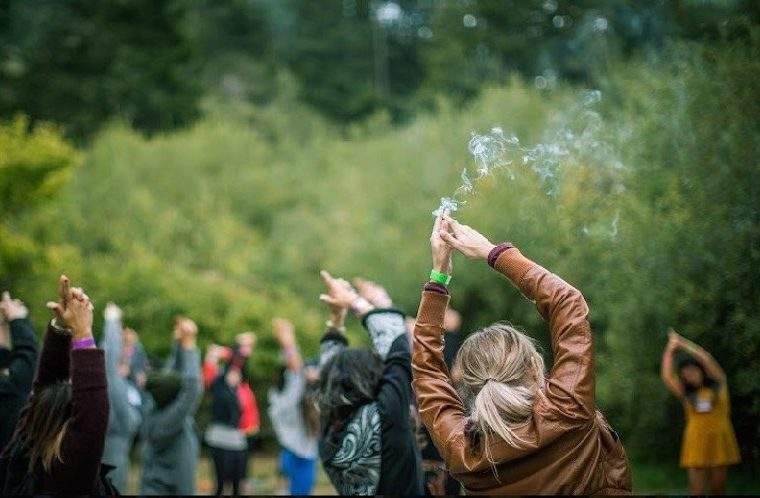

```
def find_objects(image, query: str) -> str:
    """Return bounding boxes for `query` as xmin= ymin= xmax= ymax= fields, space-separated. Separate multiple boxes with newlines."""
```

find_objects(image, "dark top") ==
xmin=0 ymin=323 xmax=108 ymax=495
xmin=210 ymin=373 xmax=241 ymax=428
xmin=0 ymin=318 xmax=38 ymax=454
xmin=318 ymin=309 xmax=424 ymax=496
xmin=376 ymin=333 xmax=424 ymax=495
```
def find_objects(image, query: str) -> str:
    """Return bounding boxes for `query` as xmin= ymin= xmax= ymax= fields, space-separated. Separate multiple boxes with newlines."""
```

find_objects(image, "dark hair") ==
xmin=10 ymin=381 xmax=72 ymax=472
xmin=319 ymin=348 xmax=383 ymax=432
xmin=145 ymin=371 xmax=183 ymax=409
xmin=678 ymin=357 xmax=720 ymax=405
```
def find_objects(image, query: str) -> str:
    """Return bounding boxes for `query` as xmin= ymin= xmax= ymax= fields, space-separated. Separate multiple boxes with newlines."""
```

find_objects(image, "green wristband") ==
xmin=429 ymin=269 xmax=452 ymax=286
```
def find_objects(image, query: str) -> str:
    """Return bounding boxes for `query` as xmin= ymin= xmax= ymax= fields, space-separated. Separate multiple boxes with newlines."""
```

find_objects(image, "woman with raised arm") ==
xmin=0 ymin=291 xmax=39 ymax=455
xmin=139 ymin=317 xmax=202 ymax=496
xmin=0 ymin=276 xmax=113 ymax=495
xmin=203 ymin=332 xmax=258 ymax=496
xmin=412 ymin=214 xmax=631 ymax=495
xmin=268 ymin=318 xmax=320 ymax=495
xmin=661 ymin=329 xmax=740 ymax=495
xmin=317 ymin=271 xmax=423 ymax=495
xmin=101 ymin=302 xmax=143 ymax=492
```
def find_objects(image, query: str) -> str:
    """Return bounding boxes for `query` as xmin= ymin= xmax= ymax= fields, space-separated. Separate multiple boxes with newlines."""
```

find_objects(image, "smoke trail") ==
xmin=433 ymin=89 xmax=623 ymax=217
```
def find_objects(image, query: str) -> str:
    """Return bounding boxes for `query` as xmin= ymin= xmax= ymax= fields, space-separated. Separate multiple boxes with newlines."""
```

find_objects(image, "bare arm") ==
xmin=660 ymin=336 xmax=685 ymax=399
xmin=676 ymin=331 xmax=726 ymax=383
xmin=273 ymin=318 xmax=303 ymax=371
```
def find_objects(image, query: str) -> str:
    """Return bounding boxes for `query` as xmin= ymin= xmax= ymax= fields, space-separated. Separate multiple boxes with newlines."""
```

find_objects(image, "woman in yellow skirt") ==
xmin=661 ymin=329 xmax=741 ymax=495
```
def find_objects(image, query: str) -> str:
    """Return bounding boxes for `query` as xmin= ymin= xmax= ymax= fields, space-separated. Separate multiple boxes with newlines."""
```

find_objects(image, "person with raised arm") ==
xmin=661 ymin=329 xmax=740 ymax=495
xmin=203 ymin=331 xmax=259 ymax=496
xmin=268 ymin=317 xmax=320 ymax=495
xmin=0 ymin=276 xmax=113 ymax=495
xmin=317 ymin=271 xmax=423 ymax=495
xmin=101 ymin=302 xmax=143 ymax=492
xmin=0 ymin=291 xmax=38 ymax=455
xmin=412 ymin=213 xmax=631 ymax=495
xmin=139 ymin=316 xmax=202 ymax=496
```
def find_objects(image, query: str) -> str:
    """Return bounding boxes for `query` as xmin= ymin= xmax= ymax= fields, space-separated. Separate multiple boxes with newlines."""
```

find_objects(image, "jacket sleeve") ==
xmin=491 ymin=246 xmax=595 ymax=419
xmin=319 ymin=327 xmax=348 ymax=368
xmin=58 ymin=347 xmax=109 ymax=485
xmin=6 ymin=318 xmax=38 ymax=396
xmin=103 ymin=317 xmax=141 ymax=434
xmin=363 ymin=309 xmax=414 ymax=423
xmin=411 ymin=288 xmax=470 ymax=464
xmin=149 ymin=347 xmax=202 ymax=442
xmin=362 ymin=309 xmax=408 ymax=360
xmin=33 ymin=321 xmax=72 ymax=389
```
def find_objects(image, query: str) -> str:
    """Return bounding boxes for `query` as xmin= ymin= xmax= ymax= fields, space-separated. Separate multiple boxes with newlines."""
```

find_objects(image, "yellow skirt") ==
xmin=680 ymin=425 xmax=741 ymax=468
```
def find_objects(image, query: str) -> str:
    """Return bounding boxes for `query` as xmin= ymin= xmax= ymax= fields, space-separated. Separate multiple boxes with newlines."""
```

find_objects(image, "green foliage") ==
xmin=0 ymin=115 xmax=81 ymax=298
xmin=3 ymin=37 xmax=759 ymax=466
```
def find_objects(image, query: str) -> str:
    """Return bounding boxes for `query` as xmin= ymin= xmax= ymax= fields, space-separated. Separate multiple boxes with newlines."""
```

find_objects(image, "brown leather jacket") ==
xmin=412 ymin=246 xmax=632 ymax=495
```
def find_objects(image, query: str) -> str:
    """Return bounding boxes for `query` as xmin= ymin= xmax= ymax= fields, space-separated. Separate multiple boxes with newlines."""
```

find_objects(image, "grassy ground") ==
xmin=125 ymin=455 xmax=759 ymax=495
xmin=631 ymin=460 xmax=759 ymax=495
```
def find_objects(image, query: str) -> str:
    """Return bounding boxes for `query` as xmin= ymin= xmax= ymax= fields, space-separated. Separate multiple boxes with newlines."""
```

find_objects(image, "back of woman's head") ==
xmin=453 ymin=323 xmax=545 ymax=454
xmin=12 ymin=381 xmax=72 ymax=472
xmin=145 ymin=371 xmax=182 ymax=410
xmin=319 ymin=348 xmax=383 ymax=429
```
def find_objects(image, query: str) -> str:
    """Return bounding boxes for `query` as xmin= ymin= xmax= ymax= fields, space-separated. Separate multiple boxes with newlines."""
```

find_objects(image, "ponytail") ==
xmin=453 ymin=323 xmax=545 ymax=464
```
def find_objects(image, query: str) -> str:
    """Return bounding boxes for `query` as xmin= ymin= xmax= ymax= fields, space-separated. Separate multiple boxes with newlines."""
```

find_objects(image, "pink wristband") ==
xmin=72 ymin=337 xmax=96 ymax=350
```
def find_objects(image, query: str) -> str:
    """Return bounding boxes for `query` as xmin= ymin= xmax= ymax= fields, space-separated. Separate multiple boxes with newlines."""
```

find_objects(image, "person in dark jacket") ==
xmin=0 ymin=275 xmax=111 ymax=495
xmin=317 ymin=271 xmax=424 ymax=496
xmin=101 ymin=302 xmax=143 ymax=492
xmin=139 ymin=317 xmax=202 ymax=496
xmin=0 ymin=291 xmax=39 ymax=454
xmin=204 ymin=346 xmax=250 ymax=496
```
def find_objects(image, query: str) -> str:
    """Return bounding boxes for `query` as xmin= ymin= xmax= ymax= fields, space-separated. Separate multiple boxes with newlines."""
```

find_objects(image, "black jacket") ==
xmin=0 ymin=318 xmax=38 ymax=454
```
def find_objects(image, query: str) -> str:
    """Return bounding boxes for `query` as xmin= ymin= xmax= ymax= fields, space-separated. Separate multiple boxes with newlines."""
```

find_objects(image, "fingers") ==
xmin=319 ymin=270 xmax=334 ymax=286
xmin=439 ymin=230 xmax=465 ymax=251
xmin=58 ymin=275 xmax=70 ymax=304
xmin=432 ymin=211 xmax=443 ymax=235
xmin=319 ymin=294 xmax=339 ymax=306
xmin=46 ymin=302 xmax=64 ymax=317
xmin=1 ymin=291 xmax=9 ymax=303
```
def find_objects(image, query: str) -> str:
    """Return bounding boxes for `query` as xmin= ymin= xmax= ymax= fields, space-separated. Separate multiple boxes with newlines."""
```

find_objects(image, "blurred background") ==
xmin=1 ymin=0 xmax=758 ymax=493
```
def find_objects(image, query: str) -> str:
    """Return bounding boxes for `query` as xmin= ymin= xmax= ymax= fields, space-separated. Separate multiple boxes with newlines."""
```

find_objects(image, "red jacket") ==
xmin=203 ymin=347 xmax=259 ymax=434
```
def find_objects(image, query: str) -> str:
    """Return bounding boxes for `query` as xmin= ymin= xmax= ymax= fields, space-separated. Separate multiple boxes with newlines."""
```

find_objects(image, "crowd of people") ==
xmin=0 ymin=213 xmax=741 ymax=495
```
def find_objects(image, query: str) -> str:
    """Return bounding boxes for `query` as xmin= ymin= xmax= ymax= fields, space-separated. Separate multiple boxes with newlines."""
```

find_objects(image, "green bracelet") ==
xmin=429 ymin=269 xmax=452 ymax=286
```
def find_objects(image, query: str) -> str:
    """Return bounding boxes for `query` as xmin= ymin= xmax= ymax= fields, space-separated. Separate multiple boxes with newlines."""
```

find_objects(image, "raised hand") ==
xmin=46 ymin=275 xmax=71 ymax=327
xmin=104 ymin=302 xmax=122 ymax=322
xmin=0 ymin=291 xmax=29 ymax=321
xmin=354 ymin=278 xmax=393 ymax=308
xmin=235 ymin=331 xmax=257 ymax=357
xmin=667 ymin=328 xmax=682 ymax=349
xmin=272 ymin=318 xmax=296 ymax=348
xmin=430 ymin=212 xmax=454 ymax=273
xmin=46 ymin=275 xmax=94 ymax=339
xmin=439 ymin=215 xmax=496 ymax=260
xmin=175 ymin=317 xmax=198 ymax=350
xmin=320 ymin=270 xmax=359 ymax=309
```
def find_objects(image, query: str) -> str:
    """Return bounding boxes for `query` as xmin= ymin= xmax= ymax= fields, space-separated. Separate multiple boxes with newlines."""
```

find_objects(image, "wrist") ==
xmin=429 ymin=268 xmax=452 ymax=286
xmin=72 ymin=327 xmax=93 ymax=340
xmin=350 ymin=297 xmax=374 ymax=316
xmin=72 ymin=336 xmax=96 ymax=350
xmin=480 ymin=243 xmax=497 ymax=260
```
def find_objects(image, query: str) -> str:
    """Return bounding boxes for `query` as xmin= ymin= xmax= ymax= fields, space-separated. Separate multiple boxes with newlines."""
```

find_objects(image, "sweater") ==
xmin=140 ymin=346 xmax=202 ymax=495
xmin=102 ymin=315 xmax=142 ymax=492
xmin=0 ymin=318 xmax=38 ymax=453
xmin=0 ymin=323 xmax=109 ymax=495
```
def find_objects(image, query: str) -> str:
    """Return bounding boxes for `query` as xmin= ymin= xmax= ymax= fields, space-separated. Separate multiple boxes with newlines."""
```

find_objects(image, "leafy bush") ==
xmin=5 ymin=39 xmax=759 ymax=464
